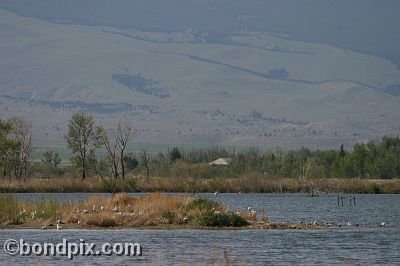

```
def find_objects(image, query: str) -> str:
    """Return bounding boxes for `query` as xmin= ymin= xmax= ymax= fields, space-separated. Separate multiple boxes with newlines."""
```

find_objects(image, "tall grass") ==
xmin=35 ymin=198 xmax=60 ymax=220
xmin=0 ymin=194 xmax=21 ymax=224
xmin=1 ymin=176 xmax=399 ymax=194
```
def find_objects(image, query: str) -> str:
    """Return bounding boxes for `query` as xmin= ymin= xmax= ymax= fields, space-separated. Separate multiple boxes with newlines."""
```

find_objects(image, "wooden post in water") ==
xmin=337 ymin=195 xmax=356 ymax=207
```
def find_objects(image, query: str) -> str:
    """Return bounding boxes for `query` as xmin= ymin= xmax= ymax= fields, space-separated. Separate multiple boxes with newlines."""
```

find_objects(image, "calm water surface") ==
xmin=1 ymin=193 xmax=399 ymax=265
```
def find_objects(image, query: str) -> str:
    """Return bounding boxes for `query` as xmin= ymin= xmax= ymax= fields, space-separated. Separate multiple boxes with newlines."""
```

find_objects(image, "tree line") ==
xmin=1 ymin=113 xmax=399 ymax=180
xmin=133 ymin=138 xmax=400 ymax=180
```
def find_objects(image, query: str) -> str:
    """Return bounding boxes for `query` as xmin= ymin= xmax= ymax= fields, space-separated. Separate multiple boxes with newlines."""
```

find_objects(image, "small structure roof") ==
xmin=209 ymin=158 xmax=231 ymax=166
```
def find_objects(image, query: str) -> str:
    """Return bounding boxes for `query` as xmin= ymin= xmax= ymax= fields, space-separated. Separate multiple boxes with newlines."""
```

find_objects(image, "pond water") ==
xmin=1 ymin=193 xmax=399 ymax=265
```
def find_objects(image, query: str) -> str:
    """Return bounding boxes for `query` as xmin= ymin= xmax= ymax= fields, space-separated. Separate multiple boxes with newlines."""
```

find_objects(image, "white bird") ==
xmin=380 ymin=222 xmax=386 ymax=227
xmin=347 ymin=222 xmax=351 ymax=227
xmin=182 ymin=217 xmax=188 ymax=223
xmin=56 ymin=223 xmax=62 ymax=230
xmin=41 ymin=225 xmax=47 ymax=230
xmin=19 ymin=209 xmax=26 ymax=216
xmin=214 ymin=191 xmax=219 ymax=196
xmin=92 ymin=205 xmax=96 ymax=212
xmin=100 ymin=206 xmax=105 ymax=211
xmin=247 ymin=207 xmax=252 ymax=211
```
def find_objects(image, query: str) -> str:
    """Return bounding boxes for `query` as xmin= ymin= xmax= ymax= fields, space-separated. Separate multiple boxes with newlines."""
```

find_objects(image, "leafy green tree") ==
xmin=42 ymin=150 xmax=62 ymax=167
xmin=123 ymin=155 xmax=139 ymax=170
xmin=169 ymin=147 xmax=182 ymax=162
xmin=65 ymin=112 xmax=100 ymax=180
xmin=352 ymin=143 xmax=368 ymax=178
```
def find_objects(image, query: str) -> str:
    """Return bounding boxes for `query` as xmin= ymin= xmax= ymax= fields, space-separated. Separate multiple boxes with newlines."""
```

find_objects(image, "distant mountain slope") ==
xmin=0 ymin=10 xmax=399 ymax=149
xmin=0 ymin=0 xmax=399 ymax=67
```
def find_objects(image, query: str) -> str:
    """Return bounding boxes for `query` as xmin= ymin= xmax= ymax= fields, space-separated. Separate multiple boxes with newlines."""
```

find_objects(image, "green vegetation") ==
xmin=65 ymin=112 xmax=100 ymax=180
xmin=1 ymin=113 xmax=399 ymax=194
xmin=198 ymin=212 xmax=249 ymax=227
xmin=186 ymin=198 xmax=219 ymax=212
xmin=0 ymin=118 xmax=32 ymax=180
xmin=134 ymin=136 xmax=400 ymax=180
xmin=0 ymin=194 xmax=21 ymax=224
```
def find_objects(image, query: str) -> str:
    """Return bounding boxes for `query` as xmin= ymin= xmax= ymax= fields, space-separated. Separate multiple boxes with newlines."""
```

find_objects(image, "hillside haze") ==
xmin=0 ymin=1 xmax=399 ymax=149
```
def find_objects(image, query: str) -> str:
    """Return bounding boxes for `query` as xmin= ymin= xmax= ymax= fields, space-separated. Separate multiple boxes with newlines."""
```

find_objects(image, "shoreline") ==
xmin=0 ymin=221 xmax=328 ymax=231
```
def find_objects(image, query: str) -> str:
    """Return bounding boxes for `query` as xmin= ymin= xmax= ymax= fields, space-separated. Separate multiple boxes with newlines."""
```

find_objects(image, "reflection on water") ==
xmin=1 ymin=228 xmax=399 ymax=265
xmin=1 ymin=193 xmax=399 ymax=264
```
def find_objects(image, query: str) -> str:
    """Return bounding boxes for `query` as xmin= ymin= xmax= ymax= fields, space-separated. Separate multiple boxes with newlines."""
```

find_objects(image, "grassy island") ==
xmin=0 ymin=193 xmax=324 ymax=230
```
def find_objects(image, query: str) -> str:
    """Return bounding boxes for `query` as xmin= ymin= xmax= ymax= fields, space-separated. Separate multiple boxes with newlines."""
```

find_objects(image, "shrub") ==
xmin=367 ymin=183 xmax=382 ymax=194
xmin=198 ymin=212 xmax=249 ymax=227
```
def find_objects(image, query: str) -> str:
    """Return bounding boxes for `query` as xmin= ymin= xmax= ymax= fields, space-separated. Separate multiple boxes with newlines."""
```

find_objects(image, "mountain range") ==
xmin=0 ymin=1 xmax=399 ymax=149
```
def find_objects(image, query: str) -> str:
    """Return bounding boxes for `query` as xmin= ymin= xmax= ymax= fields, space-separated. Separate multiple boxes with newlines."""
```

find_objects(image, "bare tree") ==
xmin=98 ymin=120 xmax=133 ymax=179
xmin=116 ymin=120 xmax=133 ymax=179
xmin=98 ymin=127 xmax=119 ymax=179
xmin=9 ymin=117 xmax=32 ymax=180
xmin=0 ymin=119 xmax=15 ymax=179
xmin=301 ymin=158 xmax=313 ymax=180
xmin=140 ymin=149 xmax=151 ymax=181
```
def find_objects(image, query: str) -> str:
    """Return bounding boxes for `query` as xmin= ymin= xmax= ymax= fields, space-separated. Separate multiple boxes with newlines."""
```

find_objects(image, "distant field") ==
xmin=30 ymin=142 xmax=272 ymax=162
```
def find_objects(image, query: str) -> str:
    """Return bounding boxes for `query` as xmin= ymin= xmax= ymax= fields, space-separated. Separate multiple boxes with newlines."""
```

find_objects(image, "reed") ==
xmin=1 ymin=176 xmax=399 ymax=194
xmin=0 ymin=194 xmax=21 ymax=224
